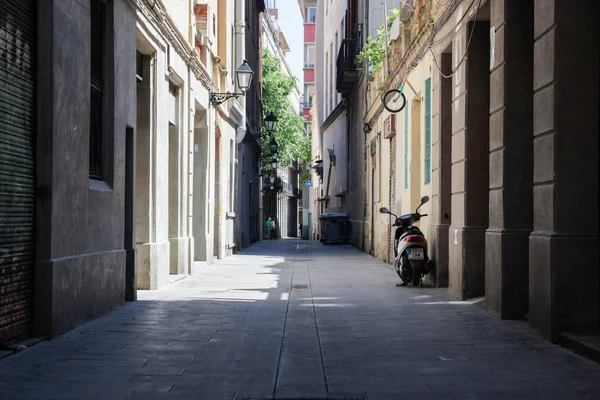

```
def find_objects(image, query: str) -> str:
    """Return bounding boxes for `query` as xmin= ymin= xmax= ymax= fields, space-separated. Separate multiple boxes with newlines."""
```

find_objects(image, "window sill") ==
xmin=89 ymin=179 xmax=112 ymax=192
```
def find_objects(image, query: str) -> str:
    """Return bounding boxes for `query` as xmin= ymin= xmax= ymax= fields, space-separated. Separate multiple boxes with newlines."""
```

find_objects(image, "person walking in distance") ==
xmin=265 ymin=217 xmax=272 ymax=240
xmin=270 ymin=219 xmax=277 ymax=240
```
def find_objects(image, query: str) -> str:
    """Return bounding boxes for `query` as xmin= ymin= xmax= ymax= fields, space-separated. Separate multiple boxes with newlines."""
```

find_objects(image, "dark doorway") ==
xmin=124 ymin=126 xmax=136 ymax=301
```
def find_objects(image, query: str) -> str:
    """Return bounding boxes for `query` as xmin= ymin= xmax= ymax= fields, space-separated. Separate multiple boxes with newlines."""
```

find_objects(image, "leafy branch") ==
xmin=261 ymin=49 xmax=310 ymax=169
xmin=358 ymin=8 xmax=399 ymax=82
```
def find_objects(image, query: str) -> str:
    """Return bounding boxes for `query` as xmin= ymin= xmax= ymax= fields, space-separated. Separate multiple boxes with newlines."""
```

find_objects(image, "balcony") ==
xmin=336 ymin=39 xmax=361 ymax=96
xmin=282 ymin=182 xmax=302 ymax=199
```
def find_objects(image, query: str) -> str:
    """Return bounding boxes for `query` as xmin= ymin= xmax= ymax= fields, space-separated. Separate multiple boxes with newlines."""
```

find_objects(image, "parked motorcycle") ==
xmin=379 ymin=196 xmax=435 ymax=286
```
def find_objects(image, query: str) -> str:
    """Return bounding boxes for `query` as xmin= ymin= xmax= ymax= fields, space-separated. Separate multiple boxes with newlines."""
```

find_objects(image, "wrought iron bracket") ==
xmin=209 ymin=92 xmax=243 ymax=107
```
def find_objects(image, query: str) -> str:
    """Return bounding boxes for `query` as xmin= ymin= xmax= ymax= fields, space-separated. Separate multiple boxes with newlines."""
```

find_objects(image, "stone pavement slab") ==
xmin=2 ymin=240 xmax=600 ymax=399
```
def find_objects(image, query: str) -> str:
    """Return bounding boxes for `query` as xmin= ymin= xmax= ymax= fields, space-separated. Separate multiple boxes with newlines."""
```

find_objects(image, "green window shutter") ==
xmin=404 ymin=103 xmax=409 ymax=190
xmin=424 ymin=78 xmax=431 ymax=184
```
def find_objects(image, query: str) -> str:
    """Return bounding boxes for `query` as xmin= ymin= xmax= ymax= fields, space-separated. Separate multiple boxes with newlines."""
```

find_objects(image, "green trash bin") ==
xmin=319 ymin=213 xmax=351 ymax=245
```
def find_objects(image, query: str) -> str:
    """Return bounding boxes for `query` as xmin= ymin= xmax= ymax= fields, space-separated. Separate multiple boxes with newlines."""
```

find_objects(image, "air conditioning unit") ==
xmin=384 ymin=114 xmax=396 ymax=139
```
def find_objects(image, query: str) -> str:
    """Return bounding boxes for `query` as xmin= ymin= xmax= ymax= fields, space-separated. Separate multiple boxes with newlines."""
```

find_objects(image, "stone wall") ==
xmin=34 ymin=0 xmax=136 ymax=338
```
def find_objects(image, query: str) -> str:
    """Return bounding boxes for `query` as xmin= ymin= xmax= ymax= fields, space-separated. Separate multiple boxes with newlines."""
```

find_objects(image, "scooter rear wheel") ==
xmin=411 ymin=266 xmax=421 ymax=286
xmin=411 ymin=274 xmax=420 ymax=286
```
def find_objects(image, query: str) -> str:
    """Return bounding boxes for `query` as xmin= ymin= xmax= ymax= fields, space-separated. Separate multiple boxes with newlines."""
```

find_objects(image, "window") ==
xmin=305 ymin=122 xmax=312 ymax=137
xmin=90 ymin=0 xmax=106 ymax=180
xmin=304 ymin=44 xmax=315 ymax=68
xmin=231 ymin=25 xmax=235 ymax=84
xmin=303 ymin=84 xmax=314 ymax=107
xmin=168 ymin=83 xmax=178 ymax=127
xmin=334 ymin=31 xmax=338 ymax=104
xmin=136 ymin=50 xmax=143 ymax=82
xmin=404 ymin=103 xmax=409 ymax=190
xmin=212 ymin=14 xmax=216 ymax=36
xmin=306 ymin=7 xmax=317 ymax=23
xmin=329 ymin=42 xmax=333 ymax=112
xmin=229 ymin=140 xmax=234 ymax=210
xmin=340 ymin=19 xmax=344 ymax=105
xmin=325 ymin=52 xmax=329 ymax=115
xmin=424 ymin=78 xmax=431 ymax=184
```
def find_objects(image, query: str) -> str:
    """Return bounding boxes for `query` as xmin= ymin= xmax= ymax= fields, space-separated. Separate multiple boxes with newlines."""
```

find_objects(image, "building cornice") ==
xmin=134 ymin=0 xmax=214 ymax=91
xmin=320 ymin=102 xmax=345 ymax=132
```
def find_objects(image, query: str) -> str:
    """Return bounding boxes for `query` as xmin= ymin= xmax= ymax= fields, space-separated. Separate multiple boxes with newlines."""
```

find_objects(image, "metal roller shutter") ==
xmin=0 ymin=0 xmax=36 ymax=344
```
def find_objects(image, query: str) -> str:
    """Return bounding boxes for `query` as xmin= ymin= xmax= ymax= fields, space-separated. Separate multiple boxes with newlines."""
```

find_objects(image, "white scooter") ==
xmin=379 ymin=196 xmax=435 ymax=286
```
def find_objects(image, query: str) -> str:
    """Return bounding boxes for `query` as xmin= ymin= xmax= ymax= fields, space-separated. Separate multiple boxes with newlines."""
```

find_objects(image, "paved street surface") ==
xmin=2 ymin=240 xmax=600 ymax=399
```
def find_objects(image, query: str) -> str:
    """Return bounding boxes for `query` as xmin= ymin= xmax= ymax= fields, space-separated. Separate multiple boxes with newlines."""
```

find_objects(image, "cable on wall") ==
xmin=429 ymin=0 xmax=482 ymax=79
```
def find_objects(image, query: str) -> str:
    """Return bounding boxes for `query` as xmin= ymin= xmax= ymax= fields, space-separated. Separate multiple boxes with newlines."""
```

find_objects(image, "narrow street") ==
xmin=2 ymin=240 xmax=600 ymax=400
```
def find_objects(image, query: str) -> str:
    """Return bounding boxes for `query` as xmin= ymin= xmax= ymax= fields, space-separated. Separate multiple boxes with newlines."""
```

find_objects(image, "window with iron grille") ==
xmin=90 ymin=0 xmax=106 ymax=180
xmin=424 ymin=78 xmax=431 ymax=184
xmin=404 ymin=103 xmax=409 ymax=190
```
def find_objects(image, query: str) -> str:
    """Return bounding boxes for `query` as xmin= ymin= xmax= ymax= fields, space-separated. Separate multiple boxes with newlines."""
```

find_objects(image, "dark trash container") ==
xmin=319 ymin=213 xmax=351 ymax=245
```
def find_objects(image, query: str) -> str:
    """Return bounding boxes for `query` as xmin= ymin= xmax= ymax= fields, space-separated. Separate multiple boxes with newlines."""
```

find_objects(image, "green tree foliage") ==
xmin=358 ymin=8 xmax=399 ymax=82
xmin=261 ymin=49 xmax=310 ymax=169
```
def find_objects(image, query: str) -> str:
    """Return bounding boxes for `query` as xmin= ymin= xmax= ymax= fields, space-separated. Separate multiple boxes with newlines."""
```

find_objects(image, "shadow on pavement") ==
xmin=1 ymin=240 xmax=600 ymax=399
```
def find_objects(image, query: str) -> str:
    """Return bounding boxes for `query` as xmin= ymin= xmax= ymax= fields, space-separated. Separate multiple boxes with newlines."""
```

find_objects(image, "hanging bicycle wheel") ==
xmin=382 ymin=89 xmax=407 ymax=113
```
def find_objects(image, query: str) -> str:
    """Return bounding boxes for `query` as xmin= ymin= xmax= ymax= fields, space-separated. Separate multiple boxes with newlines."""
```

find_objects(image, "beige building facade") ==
xmin=323 ymin=0 xmax=599 ymax=342
xmin=135 ymin=0 xmax=205 ymax=289
xmin=134 ymin=0 xmax=255 ymax=289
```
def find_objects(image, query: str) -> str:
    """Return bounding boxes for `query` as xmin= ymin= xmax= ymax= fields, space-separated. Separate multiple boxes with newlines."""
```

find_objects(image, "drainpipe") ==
xmin=382 ymin=0 xmax=390 ymax=76
xmin=233 ymin=0 xmax=246 ymax=250
xmin=235 ymin=0 xmax=247 ymax=144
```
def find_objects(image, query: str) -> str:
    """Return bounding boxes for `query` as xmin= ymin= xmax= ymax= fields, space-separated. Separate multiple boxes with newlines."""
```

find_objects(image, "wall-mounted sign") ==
xmin=306 ymin=181 xmax=313 ymax=187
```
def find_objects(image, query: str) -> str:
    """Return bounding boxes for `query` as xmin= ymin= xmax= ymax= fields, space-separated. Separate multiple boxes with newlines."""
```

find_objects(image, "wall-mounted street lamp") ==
xmin=209 ymin=60 xmax=254 ymax=107
xmin=264 ymin=112 xmax=278 ymax=133
xmin=271 ymin=153 xmax=279 ymax=169
xmin=327 ymin=147 xmax=336 ymax=167
xmin=269 ymin=137 xmax=278 ymax=154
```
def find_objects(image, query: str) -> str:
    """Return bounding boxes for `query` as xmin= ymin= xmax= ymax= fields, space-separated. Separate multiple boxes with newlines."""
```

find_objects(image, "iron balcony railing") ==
xmin=336 ymin=39 xmax=359 ymax=76
xmin=336 ymin=37 xmax=362 ymax=96
xmin=282 ymin=182 xmax=302 ymax=199
xmin=293 ymin=187 xmax=302 ymax=199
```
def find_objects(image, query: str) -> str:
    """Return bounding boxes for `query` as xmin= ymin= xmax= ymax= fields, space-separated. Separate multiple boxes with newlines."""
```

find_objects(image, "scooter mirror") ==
xmin=420 ymin=196 xmax=430 ymax=205
xmin=379 ymin=207 xmax=390 ymax=214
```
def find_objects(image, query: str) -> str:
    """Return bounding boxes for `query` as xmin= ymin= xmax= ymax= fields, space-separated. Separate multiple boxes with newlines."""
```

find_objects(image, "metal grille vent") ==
xmin=292 ymin=284 xmax=309 ymax=289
